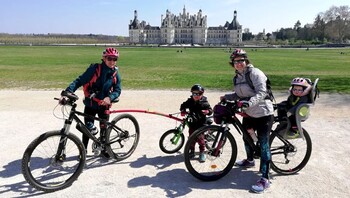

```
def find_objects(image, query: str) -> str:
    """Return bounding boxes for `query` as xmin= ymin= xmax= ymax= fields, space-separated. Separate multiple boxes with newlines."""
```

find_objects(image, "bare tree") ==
xmin=320 ymin=5 xmax=350 ymax=42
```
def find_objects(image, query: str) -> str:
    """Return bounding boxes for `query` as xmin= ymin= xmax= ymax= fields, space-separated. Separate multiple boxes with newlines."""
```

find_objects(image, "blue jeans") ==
xmin=242 ymin=115 xmax=274 ymax=179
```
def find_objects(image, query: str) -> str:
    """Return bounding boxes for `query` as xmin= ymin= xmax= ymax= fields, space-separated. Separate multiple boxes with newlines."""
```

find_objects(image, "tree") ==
xmin=294 ymin=20 xmax=301 ymax=30
xmin=313 ymin=14 xmax=326 ymax=41
xmin=320 ymin=5 xmax=350 ymax=42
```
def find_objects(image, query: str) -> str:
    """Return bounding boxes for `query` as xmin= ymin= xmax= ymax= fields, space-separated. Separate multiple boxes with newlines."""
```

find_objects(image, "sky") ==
xmin=0 ymin=0 xmax=348 ymax=36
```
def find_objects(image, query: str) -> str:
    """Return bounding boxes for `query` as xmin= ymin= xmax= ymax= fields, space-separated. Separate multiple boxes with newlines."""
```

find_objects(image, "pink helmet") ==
xmin=291 ymin=77 xmax=311 ymax=87
xmin=102 ymin=47 xmax=119 ymax=57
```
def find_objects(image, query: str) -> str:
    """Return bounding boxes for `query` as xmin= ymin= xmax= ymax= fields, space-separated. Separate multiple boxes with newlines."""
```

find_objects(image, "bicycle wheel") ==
xmin=105 ymin=114 xmax=140 ymax=161
xmin=184 ymin=125 xmax=237 ymax=181
xmin=21 ymin=131 xmax=86 ymax=192
xmin=159 ymin=129 xmax=185 ymax=154
xmin=270 ymin=128 xmax=312 ymax=175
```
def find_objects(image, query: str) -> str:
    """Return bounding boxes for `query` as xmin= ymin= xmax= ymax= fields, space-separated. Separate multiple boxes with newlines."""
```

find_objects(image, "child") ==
xmin=180 ymin=84 xmax=213 ymax=162
xmin=285 ymin=77 xmax=312 ymax=138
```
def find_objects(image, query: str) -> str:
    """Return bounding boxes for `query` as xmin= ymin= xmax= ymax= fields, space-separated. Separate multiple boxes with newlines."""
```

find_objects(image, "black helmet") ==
xmin=191 ymin=84 xmax=204 ymax=93
xmin=230 ymin=48 xmax=247 ymax=60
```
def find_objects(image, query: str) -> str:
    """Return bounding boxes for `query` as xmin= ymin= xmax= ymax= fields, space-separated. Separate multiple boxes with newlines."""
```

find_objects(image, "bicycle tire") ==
xmin=21 ymin=131 xmax=86 ymax=192
xmin=270 ymin=128 xmax=312 ymax=175
xmin=159 ymin=129 xmax=185 ymax=154
xmin=105 ymin=114 xmax=140 ymax=161
xmin=184 ymin=125 xmax=237 ymax=181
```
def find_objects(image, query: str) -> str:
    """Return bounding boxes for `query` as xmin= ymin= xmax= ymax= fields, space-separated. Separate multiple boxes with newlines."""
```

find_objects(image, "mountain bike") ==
xmin=21 ymin=91 xmax=140 ymax=192
xmin=159 ymin=112 xmax=212 ymax=154
xmin=183 ymin=78 xmax=319 ymax=181
xmin=183 ymin=100 xmax=313 ymax=181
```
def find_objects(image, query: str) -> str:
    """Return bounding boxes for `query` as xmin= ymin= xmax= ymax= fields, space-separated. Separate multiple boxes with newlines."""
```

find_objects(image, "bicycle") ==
xmin=21 ymin=91 xmax=140 ymax=192
xmin=159 ymin=112 xmax=212 ymax=154
xmin=184 ymin=78 xmax=319 ymax=181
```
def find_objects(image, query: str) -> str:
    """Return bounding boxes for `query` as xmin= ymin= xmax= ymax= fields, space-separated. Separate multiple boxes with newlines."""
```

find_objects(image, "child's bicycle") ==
xmin=159 ymin=112 xmax=212 ymax=154
xmin=21 ymin=91 xmax=140 ymax=192
xmin=184 ymin=79 xmax=319 ymax=181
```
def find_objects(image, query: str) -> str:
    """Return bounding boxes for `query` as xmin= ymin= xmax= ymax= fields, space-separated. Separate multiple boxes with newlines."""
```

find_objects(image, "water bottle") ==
xmin=247 ymin=128 xmax=258 ymax=142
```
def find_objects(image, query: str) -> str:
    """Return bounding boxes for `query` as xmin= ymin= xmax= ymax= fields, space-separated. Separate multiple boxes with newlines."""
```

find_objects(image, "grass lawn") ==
xmin=0 ymin=46 xmax=349 ymax=93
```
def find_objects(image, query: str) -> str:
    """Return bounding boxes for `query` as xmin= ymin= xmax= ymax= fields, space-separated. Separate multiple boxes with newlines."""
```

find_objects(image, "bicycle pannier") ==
xmin=213 ymin=103 xmax=234 ymax=124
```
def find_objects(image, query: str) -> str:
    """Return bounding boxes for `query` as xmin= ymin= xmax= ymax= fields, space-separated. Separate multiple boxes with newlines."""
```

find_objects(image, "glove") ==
xmin=180 ymin=111 xmax=186 ymax=116
xmin=237 ymin=101 xmax=250 ymax=111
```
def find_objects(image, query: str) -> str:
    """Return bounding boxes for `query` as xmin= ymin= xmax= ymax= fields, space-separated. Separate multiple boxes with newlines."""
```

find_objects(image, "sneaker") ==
xmin=251 ymin=177 xmax=270 ymax=193
xmin=287 ymin=127 xmax=299 ymax=139
xmin=199 ymin=152 xmax=206 ymax=162
xmin=189 ymin=149 xmax=195 ymax=159
xmin=100 ymin=150 xmax=110 ymax=159
xmin=90 ymin=126 xmax=98 ymax=135
xmin=235 ymin=159 xmax=255 ymax=167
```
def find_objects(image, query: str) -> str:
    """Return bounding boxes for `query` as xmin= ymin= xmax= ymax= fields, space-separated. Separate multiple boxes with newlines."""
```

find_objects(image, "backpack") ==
xmin=234 ymin=67 xmax=275 ymax=102
xmin=83 ymin=64 xmax=118 ymax=98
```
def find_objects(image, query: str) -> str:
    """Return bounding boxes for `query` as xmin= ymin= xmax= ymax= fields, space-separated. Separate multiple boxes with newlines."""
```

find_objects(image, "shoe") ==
xmin=287 ymin=127 xmax=299 ymax=139
xmin=199 ymin=152 xmax=206 ymax=162
xmin=90 ymin=126 xmax=98 ymax=135
xmin=189 ymin=149 xmax=195 ymax=159
xmin=235 ymin=159 xmax=255 ymax=167
xmin=251 ymin=177 xmax=270 ymax=193
xmin=100 ymin=150 xmax=110 ymax=159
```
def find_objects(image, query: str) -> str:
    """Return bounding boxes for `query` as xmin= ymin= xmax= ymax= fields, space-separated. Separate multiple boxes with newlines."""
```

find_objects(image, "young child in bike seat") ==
xmin=284 ymin=77 xmax=312 ymax=138
xmin=180 ymin=84 xmax=213 ymax=163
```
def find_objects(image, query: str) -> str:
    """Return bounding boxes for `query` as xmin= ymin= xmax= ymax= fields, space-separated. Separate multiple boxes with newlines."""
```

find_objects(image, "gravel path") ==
xmin=0 ymin=90 xmax=349 ymax=198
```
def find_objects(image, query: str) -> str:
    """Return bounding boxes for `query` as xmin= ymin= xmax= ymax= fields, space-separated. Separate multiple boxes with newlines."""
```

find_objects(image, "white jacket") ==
xmin=224 ymin=64 xmax=274 ymax=118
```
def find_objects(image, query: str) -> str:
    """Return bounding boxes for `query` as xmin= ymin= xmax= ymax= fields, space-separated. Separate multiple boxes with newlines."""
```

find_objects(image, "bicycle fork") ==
xmin=210 ymin=126 xmax=228 ymax=157
xmin=54 ymin=119 xmax=72 ymax=165
xmin=171 ymin=125 xmax=184 ymax=144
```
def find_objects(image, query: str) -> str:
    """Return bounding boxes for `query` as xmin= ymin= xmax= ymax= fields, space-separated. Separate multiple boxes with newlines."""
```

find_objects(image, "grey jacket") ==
xmin=224 ymin=64 xmax=274 ymax=118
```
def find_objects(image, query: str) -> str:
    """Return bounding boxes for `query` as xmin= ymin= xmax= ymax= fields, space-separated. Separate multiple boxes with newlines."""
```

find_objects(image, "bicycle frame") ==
xmin=56 ymin=102 xmax=129 ymax=157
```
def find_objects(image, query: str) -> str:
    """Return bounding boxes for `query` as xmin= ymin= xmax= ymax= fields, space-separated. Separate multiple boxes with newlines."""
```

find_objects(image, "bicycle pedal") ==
xmin=93 ymin=147 xmax=102 ymax=157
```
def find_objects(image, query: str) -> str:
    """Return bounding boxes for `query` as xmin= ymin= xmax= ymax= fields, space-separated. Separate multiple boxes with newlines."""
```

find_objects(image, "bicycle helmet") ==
xmin=191 ymin=84 xmax=204 ymax=93
xmin=290 ymin=77 xmax=312 ymax=96
xmin=230 ymin=48 xmax=247 ymax=60
xmin=102 ymin=47 xmax=119 ymax=57
xmin=291 ymin=77 xmax=311 ymax=87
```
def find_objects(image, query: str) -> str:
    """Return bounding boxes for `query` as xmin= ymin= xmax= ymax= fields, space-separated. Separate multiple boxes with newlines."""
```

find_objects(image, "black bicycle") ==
xmin=21 ymin=91 xmax=140 ymax=192
xmin=183 ymin=78 xmax=319 ymax=181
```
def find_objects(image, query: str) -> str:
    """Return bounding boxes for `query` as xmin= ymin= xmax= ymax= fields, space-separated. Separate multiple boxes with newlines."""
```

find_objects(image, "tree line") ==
xmin=243 ymin=5 xmax=350 ymax=45
xmin=1 ymin=5 xmax=349 ymax=46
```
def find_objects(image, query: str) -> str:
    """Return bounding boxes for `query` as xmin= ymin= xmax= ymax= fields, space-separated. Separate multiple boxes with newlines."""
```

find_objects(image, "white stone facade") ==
xmin=129 ymin=7 xmax=242 ymax=45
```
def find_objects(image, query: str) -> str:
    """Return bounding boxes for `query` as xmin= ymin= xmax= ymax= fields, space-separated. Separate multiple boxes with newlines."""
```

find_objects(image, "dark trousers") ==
xmin=83 ymin=105 xmax=109 ymax=149
xmin=242 ymin=115 xmax=274 ymax=179
xmin=188 ymin=125 xmax=205 ymax=152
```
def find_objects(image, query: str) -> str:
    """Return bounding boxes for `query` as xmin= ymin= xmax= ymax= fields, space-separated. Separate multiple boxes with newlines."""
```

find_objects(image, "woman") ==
xmin=221 ymin=49 xmax=274 ymax=193
xmin=63 ymin=47 xmax=122 ymax=158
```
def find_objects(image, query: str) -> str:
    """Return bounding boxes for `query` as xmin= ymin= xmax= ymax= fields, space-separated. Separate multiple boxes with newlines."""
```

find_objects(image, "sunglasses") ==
xmin=232 ymin=59 xmax=245 ymax=64
xmin=292 ymin=88 xmax=303 ymax=92
xmin=192 ymin=92 xmax=202 ymax=96
xmin=106 ymin=57 xmax=118 ymax=61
